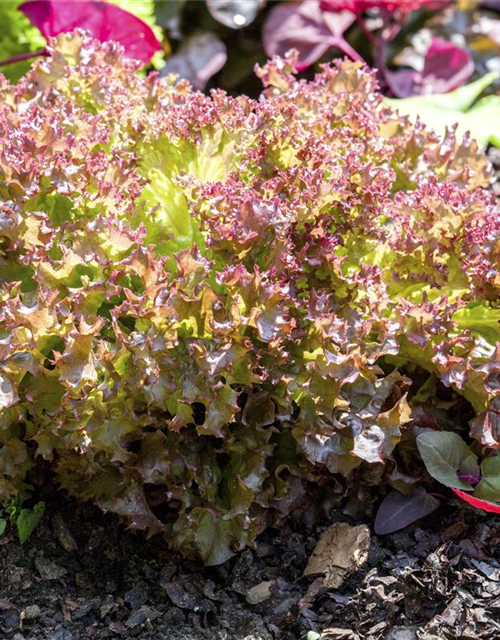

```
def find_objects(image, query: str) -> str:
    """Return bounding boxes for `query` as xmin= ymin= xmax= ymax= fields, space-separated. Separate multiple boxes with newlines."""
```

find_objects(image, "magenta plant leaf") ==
xmin=263 ymin=0 xmax=356 ymax=70
xmin=374 ymin=488 xmax=440 ymax=535
xmin=160 ymin=31 xmax=227 ymax=90
xmin=386 ymin=37 xmax=474 ymax=98
xmin=320 ymin=0 xmax=448 ymax=13
xmin=19 ymin=0 xmax=162 ymax=64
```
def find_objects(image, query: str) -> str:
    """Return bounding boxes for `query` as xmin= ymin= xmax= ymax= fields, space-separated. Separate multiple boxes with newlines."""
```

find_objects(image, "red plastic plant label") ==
xmin=452 ymin=489 xmax=500 ymax=514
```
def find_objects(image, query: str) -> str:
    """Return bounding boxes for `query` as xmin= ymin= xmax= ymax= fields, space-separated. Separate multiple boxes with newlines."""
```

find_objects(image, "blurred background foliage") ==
xmin=0 ymin=0 xmax=499 ymax=123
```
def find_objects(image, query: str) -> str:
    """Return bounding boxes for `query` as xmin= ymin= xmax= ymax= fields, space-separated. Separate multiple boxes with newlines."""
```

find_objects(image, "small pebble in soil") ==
xmin=99 ymin=600 xmax=115 ymax=619
xmin=21 ymin=604 xmax=41 ymax=621
xmin=34 ymin=557 xmax=68 ymax=580
xmin=51 ymin=513 xmax=78 ymax=553
xmin=125 ymin=605 xmax=162 ymax=628
xmin=388 ymin=628 xmax=418 ymax=640
xmin=124 ymin=584 xmax=149 ymax=609
xmin=246 ymin=581 xmax=273 ymax=605
xmin=48 ymin=629 xmax=78 ymax=640
xmin=73 ymin=601 xmax=94 ymax=620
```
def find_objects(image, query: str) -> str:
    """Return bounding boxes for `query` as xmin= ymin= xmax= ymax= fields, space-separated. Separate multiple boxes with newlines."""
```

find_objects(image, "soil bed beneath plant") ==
xmin=1 ymin=493 xmax=500 ymax=640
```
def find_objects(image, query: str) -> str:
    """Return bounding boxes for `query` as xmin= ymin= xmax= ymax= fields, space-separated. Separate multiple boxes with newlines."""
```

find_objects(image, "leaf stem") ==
xmin=0 ymin=49 xmax=48 ymax=69
xmin=355 ymin=14 xmax=377 ymax=47
xmin=333 ymin=37 xmax=366 ymax=64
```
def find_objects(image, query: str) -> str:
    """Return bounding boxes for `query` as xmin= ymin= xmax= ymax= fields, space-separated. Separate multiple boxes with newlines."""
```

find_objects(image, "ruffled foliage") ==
xmin=0 ymin=33 xmax=499 ymax=563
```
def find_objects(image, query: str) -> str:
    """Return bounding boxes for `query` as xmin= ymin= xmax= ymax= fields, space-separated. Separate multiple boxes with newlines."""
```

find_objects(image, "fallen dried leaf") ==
xmin=246 ymin=581 xmax=272 ymax=605
xmin=304 ymin=523 xmax=370 ymax=589
xmin=319 ymin=628 xmax=358 ymax=639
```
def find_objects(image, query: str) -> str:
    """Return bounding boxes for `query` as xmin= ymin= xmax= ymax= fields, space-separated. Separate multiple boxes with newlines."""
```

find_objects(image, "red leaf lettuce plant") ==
xmin=0 ymin=33 xmax=499 ymax=563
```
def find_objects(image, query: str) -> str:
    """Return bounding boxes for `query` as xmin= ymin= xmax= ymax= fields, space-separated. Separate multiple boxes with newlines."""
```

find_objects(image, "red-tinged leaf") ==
xmin=421 ymin=38 xmax=474 ymax=93
xmin=452 ymin=488 xmax=500 ymax=514
xmin=387 ymin=38 xmax=474 ymax=98
xmin=263 ymin=0 xmax=355 ymax=70
xmin=19 ymin=0 xmax=161 ymax=64
xmin=374 ymin=488 xmax=440 ymax=535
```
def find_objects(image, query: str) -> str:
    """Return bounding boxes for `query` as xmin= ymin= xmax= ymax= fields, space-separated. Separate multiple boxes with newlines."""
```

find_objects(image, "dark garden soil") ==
xmin=1 ymin=492 xmax=500 ymax=640
xmin=2 ymin=147 xmax=500 ymax=640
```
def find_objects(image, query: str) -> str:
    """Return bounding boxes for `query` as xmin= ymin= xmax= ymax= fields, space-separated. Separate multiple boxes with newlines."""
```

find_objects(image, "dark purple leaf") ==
xmin=19 ymin=0 xmax=162 ymax=64
xmin=374 ymin=488 xmax=440 ymax=535
xmin=481 ymin=0 xmax=500 ymax=10
xmin=262 ymin=0 xmax=356 ymax=70
xmin=160 ymin=31 xmax=227 ymax=90
xmin=386 ymin=37 xmax=474 ymax=98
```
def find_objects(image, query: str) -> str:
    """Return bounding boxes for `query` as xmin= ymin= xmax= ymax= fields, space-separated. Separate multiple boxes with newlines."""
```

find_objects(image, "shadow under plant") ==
xmin=1 ymin=493 xmax=500 ymax=640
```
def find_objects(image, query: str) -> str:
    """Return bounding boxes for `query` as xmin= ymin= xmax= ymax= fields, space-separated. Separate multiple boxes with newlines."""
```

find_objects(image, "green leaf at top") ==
xmin=453 ymin=304 xmax=500 ymax=345
xmin=0 ymin=519 xmax=6 ymax=537
xmin=466 ymin=95 xmax=500 ymax=148
xmin=416 ymin=431 xmax=477 ymax=491
xmin=384 ymin=72 xmax=500 ymax=148
xmin=475 ymin=457 xmax=500 ymax=503
xmin=154 ymin=0 xmax=186 ymax=26
xmin=16 ymin=501 xmax=45 ymax=544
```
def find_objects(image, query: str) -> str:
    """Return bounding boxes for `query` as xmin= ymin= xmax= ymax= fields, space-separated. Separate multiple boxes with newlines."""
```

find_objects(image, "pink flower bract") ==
xmin=320 ymin=0 xmax=447 ymax=13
